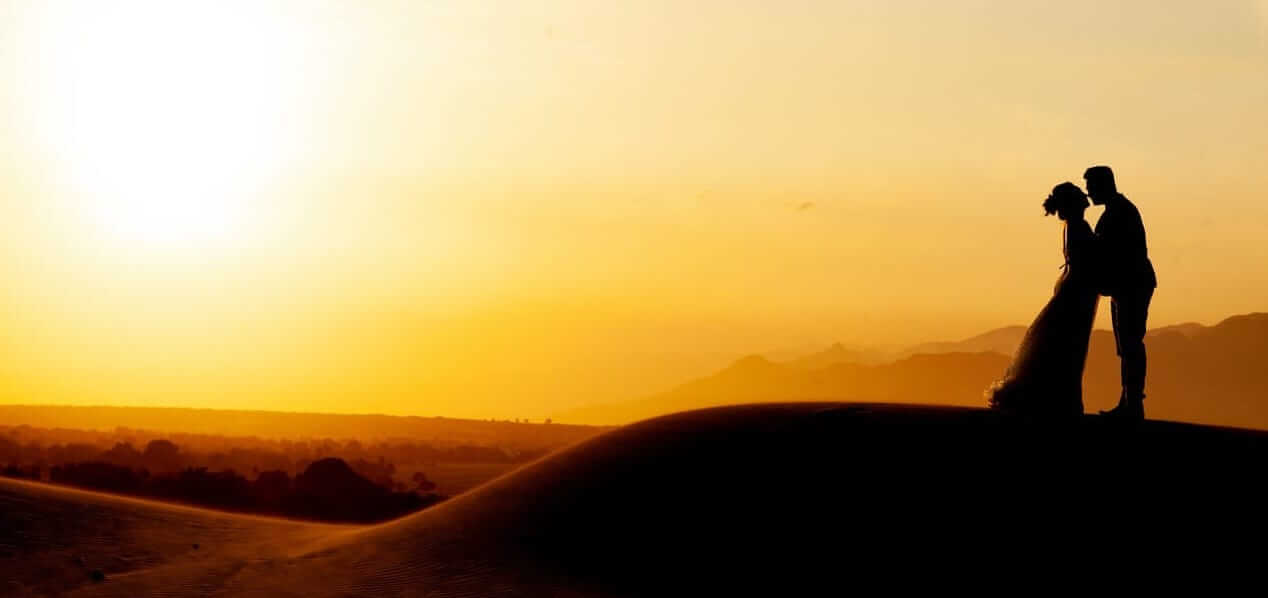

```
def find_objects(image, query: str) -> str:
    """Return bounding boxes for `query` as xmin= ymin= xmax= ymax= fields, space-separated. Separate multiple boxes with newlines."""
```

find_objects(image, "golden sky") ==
xmin=2 ymin=1 xmax=1267 ymax=418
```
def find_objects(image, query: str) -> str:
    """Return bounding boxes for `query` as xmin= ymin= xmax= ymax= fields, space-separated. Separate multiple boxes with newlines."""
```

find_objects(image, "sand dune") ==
xmin=5 ymin=403 xmax=1268 ymax=596
xmin=0 ymin=477 xmax=346 ymax=597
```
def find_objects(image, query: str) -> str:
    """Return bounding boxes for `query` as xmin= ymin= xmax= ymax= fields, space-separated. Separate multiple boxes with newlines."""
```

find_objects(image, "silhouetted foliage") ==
xmin=50 ymin=462 xmax=149 ymax=494
xmin=0 ymin=413 xmax=588 ymax=522
xmin=142 ymin=439 xmax=182 ymax=473
xmin=0 ymin=420 xmax=573 ymax=504
xmin=101 ymin=442 xmax=143 ymax=467
xmin=285 ymin=458 xmax=443 ymax=523
xmin=1 ymin=424 xmax=553 ymax=479
xmin=253 ymin=470 xmax=291 ymax=509
xmin=348 ymin=457 xmax=398 ymax=490
xmin=412 ymin=471 xmax=437 ymax=493
xmin=2 ymin=463 xmax=41 ymax=480
xmin=41 ymin=450 xmax=444 ymax=523
xmin=149 ymin=468 xmax=254 ymax=511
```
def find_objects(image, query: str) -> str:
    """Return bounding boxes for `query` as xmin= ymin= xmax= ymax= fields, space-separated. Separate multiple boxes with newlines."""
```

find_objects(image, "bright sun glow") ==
xmin=23 ymin=2 xmax=313 ymax=249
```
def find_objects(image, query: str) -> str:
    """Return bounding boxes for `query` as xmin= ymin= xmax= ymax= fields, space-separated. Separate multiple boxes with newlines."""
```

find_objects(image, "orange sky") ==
xmin=2 ymin=1 xmax=1267 ymax=418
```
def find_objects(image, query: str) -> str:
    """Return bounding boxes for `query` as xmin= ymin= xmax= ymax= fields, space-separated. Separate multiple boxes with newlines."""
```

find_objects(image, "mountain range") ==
xmin=559 ymin=313 xmax=1268 ymax=430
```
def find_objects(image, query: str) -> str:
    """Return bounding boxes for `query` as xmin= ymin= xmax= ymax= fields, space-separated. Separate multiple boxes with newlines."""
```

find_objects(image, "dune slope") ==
xmin=0 ymin=478 xmax=345 ymax=597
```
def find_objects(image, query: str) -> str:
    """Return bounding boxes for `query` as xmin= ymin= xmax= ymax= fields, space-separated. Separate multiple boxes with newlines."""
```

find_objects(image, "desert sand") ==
xmin=5 ymin=403 xmax=1268 ymax=596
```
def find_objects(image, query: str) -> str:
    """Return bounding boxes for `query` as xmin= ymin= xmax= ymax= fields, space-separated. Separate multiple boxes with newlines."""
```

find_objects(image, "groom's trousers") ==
xmin=1111 ymin=288 xmax=1154 ymax=401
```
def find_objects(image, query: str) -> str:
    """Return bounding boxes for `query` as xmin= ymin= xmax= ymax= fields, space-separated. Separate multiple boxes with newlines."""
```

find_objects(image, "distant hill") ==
xmin=899 ymin=325 xmax=1028 ymax=359
xmin=785 ymin=342 xmax=890 ymax=368
xmin=560 ymin=351 xmax=1010 ymax=424
xmin=560 ymin=313 xmax=1268 ymax=430
xmin=1148 ymin=322 xmax=1207 ymax=338
xmin=896 ymin=321 xmax=1210 ymax=362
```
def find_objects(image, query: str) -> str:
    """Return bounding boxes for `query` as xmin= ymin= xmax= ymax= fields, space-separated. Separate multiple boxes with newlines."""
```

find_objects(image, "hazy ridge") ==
xmin=560 ymin=313 xmax=1268 ymax=429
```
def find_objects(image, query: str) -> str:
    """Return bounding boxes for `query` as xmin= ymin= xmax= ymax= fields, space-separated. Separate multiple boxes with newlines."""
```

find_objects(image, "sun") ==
xmin=21 ymin=2 xmax=313 ymax=250
xmin=84 ymin=198 xmax=247 ymax=248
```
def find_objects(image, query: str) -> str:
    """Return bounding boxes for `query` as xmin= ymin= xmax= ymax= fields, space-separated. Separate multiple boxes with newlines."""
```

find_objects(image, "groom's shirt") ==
xmin=1094 ymin=193 xmax=1157 ymax=296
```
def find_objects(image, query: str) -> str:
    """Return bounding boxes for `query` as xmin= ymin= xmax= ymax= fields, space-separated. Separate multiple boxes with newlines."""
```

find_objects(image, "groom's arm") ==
xmin=1094 ymin=211 xmax=1124 ymax=293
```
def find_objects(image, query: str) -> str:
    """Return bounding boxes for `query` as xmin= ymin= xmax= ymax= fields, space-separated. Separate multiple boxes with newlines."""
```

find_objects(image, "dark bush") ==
xmin=42 ymin=456 xmax=442 ymax=524
xmin=288 ymin=458 xmax=433 ymax=523
xmin=50 ymin=462 xmax=147 ymax=493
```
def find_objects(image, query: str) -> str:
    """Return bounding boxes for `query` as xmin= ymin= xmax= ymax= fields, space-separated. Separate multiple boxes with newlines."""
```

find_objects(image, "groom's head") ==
xmin=1083 ymin=165 xmax=1117 ymax=205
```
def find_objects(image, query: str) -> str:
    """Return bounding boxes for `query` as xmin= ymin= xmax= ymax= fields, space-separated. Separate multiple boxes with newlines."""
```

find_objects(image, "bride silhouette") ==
xmin=987 ymin=182 xmax=1099 ymax=416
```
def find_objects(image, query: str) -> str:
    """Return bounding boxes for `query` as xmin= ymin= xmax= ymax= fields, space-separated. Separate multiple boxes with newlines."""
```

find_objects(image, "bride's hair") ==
xmin=1043 ymin=182 xmax=1088 ymax=216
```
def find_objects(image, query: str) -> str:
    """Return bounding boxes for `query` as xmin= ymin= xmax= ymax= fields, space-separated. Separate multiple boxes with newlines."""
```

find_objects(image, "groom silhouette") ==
xmin=1085 ymin=166 xmax=1157 ymax=420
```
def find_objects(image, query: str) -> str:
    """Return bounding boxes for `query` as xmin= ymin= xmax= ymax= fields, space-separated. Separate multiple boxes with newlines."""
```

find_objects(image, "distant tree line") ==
xmin=0 ymin=435 xmax=448 ymax=523
xmin=0 ymin=424 xmax=554 ymax=493
xmin=41 ymin=458 xmax=443 ymax=523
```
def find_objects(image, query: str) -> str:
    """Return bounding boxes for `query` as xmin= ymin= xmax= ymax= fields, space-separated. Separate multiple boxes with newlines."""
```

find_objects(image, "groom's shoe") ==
xmin=1100 ymin=396 xmax=1145 ymax=421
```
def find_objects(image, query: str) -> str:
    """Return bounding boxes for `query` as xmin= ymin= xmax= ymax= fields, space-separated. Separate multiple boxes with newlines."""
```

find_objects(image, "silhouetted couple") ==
xmin=988 ymin=166 xmax=1157 ymax=420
